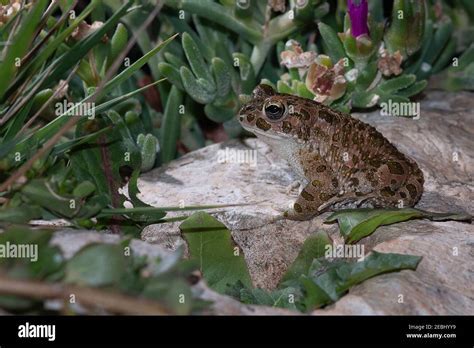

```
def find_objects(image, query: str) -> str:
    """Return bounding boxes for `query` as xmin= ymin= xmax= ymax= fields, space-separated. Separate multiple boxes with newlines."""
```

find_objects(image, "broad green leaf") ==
xmin=280 ymin=233 xmax=331 ymax=285
xmin=142 ymin=277 xmax=193 ymax=315
xmin=180 ymin=211 xmax=252 ymax=293
xmin=165 ymin=14 xmax=214 ymax=62
xmin=65 ymin=243 xmax=126 ymax=286
xmin=69 ymin=117 xmax=140 ymax=220
xmin=0 ymin=205 xmax=42 ymax=224
xmin=0 ymin=227 xmax=63 ymax=280
xmin=306 ymin=252 xmax=421 ymax=304
xmin=0 ymin=227 xmax=64 ymax=310
xmin=404 ymin=19 xmax=433 ymax=75
xmin=298 ymin=275 xmax=332 ymax=310
xmin=21 ymin=179 xmax=79 ymax=218
xmin=326 ymin=208 xmax=472 ymax=243
xmin=230 ymin=282 xmax=301 ymax=311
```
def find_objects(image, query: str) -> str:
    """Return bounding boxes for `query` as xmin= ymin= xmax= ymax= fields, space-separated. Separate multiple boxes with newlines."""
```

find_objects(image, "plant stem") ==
xmin=0 ymin=275 xmax=172 ymax=315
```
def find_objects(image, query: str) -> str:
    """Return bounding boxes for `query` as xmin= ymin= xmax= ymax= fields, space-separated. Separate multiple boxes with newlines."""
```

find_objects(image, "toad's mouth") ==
xmin=240 ymin=122 xmax=290 ymax=140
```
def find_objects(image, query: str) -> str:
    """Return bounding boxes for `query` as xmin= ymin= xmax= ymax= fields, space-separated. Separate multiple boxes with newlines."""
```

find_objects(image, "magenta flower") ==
xmin=348 ymin=0 xmax=369 ymax=37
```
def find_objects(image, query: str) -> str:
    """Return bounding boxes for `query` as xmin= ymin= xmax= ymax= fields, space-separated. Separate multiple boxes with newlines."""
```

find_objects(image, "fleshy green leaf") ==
xmin=180 ymin=211 xmax=252 ymax=293
xmin=109 ymin=23 xmax=129 ymax=68
xmin=378 ymin=74 xmax=417 ymax=94
xmin=180 ymin=66 xmax=216 ymax=104
xmin=211 ymin=57 xmax=232 ymax=98
xmin=277 ymin=80 xmax=293 ymax=94
xmin=137 ymin=133 xmax=157 ymax=172
xmin=158 ymin=62 xmax=184 ymax=90
xmin=65 ymin=243 xmax=126 ymax=286
xmin=204 ymin=103 xmax=235 ymax=123
xmin=182 ymin=32 xmax=213 ymax=83
xmin=318 ymin=22 xmax=345 ymax=63
xmin=395 ymin=80 xmax=427 ymax=98
xmin=232 ymin=53 xmax=256 ymax=94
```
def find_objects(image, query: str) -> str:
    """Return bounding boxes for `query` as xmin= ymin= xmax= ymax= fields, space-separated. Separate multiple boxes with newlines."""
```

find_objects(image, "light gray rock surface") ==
xmin=135 ymin=91 xmax=473 ymax=315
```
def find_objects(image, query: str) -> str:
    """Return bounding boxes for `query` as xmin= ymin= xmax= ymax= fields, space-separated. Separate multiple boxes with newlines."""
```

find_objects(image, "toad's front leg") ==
xmin=282 ymin=176 xmax=338 ymax=221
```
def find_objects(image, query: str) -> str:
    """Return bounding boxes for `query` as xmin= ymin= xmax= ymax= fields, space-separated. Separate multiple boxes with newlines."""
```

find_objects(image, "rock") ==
xmin=136 ymin=91 xmax=473 ymax=314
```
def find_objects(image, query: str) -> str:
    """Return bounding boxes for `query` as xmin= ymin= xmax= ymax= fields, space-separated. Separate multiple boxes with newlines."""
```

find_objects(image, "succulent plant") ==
xmin=270 ymin=0 xmax=474 ymax=111
xmin=104 ymin=0 xmax=472 ymax=164
xmin=137 ymin=133 xmax=159 ymax=172
xmin=151 ymin=0 xmax=333 ymax=161
xmin=159 ymin=31 xmax=238 ymax=123
xmin=0 ymin=0 xmax=178 ymax=232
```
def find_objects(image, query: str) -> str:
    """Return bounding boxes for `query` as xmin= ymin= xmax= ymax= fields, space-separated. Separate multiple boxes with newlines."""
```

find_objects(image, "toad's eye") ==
xmin=264 ymin=101 xmax=285 ymax=121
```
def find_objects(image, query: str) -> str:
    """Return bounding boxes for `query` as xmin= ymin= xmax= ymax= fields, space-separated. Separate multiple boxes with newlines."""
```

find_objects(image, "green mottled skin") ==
xmin=238 ymin=85 xmax=424 ymax=220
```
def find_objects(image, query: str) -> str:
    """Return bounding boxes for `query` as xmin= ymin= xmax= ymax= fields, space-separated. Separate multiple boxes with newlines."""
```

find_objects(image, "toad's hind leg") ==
xmin=283 ymin=178 xmax=337 ymax=221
